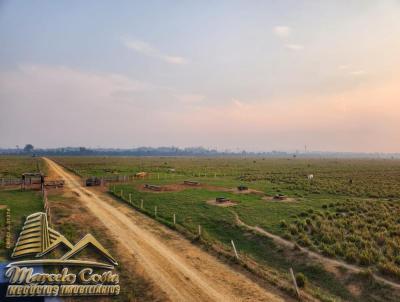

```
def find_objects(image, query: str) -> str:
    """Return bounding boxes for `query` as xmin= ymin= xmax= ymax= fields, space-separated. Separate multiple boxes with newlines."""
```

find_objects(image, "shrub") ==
xmin=321 ymin=244 xmax=335 ymax=257
xmin=295 ymin=273 xmax=307 ymax=288
xmin=378 ymin=261 xmax=400 ymax=279
xmin=283 ymin=232 xmax=292 ymax=240
xmin=289 ymin=224 xmax=298 ymax=235
xmin=345 ymin=249 xmax=358 ymax=263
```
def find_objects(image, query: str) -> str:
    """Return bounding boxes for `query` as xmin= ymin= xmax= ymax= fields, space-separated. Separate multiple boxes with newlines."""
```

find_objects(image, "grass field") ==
xmin=51 ymin=155 xmax=400 ymax=301
xmin=0 ymin=190 xmax=44 ymax=261
xmin=0 ymin=156 xmax=46 ymax=261
xmin=0 ymin=156 xmax=44 ymax=178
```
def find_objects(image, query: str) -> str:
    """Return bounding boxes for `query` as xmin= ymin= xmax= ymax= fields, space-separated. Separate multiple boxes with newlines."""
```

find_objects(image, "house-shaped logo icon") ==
xmin=8 ymin=212 xmax=117 ymax=269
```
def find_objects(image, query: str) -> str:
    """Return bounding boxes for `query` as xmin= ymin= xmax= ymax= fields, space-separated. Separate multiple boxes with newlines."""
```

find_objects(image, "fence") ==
xmin=5 ymin=208 xmax=11 ymax=249
xmin=109 ymin=186 xmax=301 ymax=299
xmin=42 ymin=185 xmax=51 ymax=225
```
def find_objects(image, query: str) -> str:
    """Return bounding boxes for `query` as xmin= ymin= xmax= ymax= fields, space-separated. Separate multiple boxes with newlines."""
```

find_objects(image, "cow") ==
xmin=307 ymin=174 xmax=314 ymax=181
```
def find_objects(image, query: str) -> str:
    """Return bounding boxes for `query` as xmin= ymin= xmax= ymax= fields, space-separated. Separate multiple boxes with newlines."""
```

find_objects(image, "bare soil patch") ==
xmin=230 ymin=188 xmax=265 ymax=195
xmin=262 ymin=196 xmax=297 ymax=203
xmin=206 ymin=199 xmax=237 ymax=207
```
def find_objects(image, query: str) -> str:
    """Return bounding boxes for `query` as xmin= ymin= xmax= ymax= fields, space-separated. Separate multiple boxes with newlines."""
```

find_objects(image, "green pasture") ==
xmin=0 ymin=189 xmax=44 ymax=260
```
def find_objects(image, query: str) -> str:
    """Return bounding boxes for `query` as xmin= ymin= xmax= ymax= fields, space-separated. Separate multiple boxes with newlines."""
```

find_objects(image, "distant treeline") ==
xmin=0 ymin=146 xmax=399 ymax=158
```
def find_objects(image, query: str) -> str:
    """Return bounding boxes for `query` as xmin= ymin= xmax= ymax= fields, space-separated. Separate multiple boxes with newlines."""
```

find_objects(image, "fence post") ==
xmin=141 ymin=199 xmax=143 ymax=209
xmin=290 ymin=268 xmax=300 ymax=299
xmin=173 ymin=213 xmax=176 ymax=225
xmin=120 ymin=190 xmax=123 ymax=198
xmin=154 ymin=206 xmax=157 ymax=217
xmin=129 ymin=193 xmax=132 ymax=203
xmin=231 ymin=240 xmax=239 ymax=259
xmin=198 ymin=225 xmax=202 ymax=236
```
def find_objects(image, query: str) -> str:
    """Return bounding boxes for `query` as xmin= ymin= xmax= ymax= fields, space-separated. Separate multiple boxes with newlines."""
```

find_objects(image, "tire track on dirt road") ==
xmin=44 ymin=158 xmax=290 ymax=302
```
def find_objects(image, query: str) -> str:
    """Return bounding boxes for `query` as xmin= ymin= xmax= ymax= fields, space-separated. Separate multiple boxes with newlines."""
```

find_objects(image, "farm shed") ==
xmin=21 ymin=172 xmax=44 ymax=190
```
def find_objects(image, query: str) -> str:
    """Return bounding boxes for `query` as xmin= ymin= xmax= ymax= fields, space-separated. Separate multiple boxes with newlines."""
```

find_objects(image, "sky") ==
xmin=1 ymin=0 xmax=400 ymax=152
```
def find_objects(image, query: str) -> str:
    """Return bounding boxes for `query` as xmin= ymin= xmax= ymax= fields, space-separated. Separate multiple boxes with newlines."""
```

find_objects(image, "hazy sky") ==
xmin=1 ymin=1 xmax=400 ymax=152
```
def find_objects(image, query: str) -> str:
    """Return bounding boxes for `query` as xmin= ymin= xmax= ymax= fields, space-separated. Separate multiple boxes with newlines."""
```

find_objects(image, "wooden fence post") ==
xmin=154 ymin=206 xmax=157 ymax=217
xmin=198 ymin=225 xmax=202 ymax=236
xmin=141 ymin=199 xmax=143 ymax=209
xmin=129 ymin=193 xmax=132 ymax=203
xmin=120 ymin=190 xmax=123 ymax=198
xmin=173 ymin=213 xmax=176 ymax=225
xmin=290 ymin=268 xmax=300 ymax=299
xmin=231 ymin=240 xmax=239 ymax=259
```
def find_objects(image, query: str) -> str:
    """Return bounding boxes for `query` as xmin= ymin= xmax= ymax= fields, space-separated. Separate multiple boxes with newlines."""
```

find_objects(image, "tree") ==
xmin=23 ymin=144 xmax=34 ymax=153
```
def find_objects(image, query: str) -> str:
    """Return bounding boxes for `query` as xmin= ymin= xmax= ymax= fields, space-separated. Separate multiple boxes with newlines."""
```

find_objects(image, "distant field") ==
xmin=52 ymin=156 xmax=400 ymax=301
xmin=53 ymin=156 xmax=400 ymax=198
xmin=0 ymin=156 xmax=44 ymax=178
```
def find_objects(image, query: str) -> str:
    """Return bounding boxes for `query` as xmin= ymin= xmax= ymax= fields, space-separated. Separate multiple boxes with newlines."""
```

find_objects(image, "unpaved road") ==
xmin=44 ymin=158 xmax=290 ymax=302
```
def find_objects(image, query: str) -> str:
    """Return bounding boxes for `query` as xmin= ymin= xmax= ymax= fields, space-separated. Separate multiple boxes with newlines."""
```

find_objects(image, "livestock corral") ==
xmin=49 ymin=156 xmax=400 ymax=302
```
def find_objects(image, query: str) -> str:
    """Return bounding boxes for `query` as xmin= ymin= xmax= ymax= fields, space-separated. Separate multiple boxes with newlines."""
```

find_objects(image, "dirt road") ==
xmin=44 ymin=158 xmax=290 ymax=302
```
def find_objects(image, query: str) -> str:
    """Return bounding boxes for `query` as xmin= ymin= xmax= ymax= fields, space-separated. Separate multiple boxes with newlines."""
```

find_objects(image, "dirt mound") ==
xmin=206 ymin=199 xmax=237 ymax=207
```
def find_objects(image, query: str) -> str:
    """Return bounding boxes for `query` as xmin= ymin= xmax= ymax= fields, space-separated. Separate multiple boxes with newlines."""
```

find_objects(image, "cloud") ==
xmin=273 ymin=26 xmax=291 ymax=38
xmin=349 ymin=70 xmax=366 ymax=76
xmin=285 ymin=44 xmax=304 ymax=51
xmin=121 ymin=37 xmax=188 ymax=65
xmin=338 ymin=65 xmax=367 ymax=76
xmin=167 ymin=75 xmax=400 ymax=152
xmin=273 ymin=26 xmax=304 ymax=51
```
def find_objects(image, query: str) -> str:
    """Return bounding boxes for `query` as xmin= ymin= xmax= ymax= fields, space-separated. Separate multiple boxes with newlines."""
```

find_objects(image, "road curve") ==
xmin=44 ymin=158 xmax=290 ymax=302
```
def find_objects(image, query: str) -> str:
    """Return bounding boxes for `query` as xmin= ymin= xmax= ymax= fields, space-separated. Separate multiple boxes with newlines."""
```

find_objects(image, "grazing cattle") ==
xmin=307 ymin=174 xmax=314 ymax=181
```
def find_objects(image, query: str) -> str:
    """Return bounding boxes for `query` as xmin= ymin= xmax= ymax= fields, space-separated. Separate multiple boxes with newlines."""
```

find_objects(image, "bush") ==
xmin=295 ymin=272 xmax=307 ymax=288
